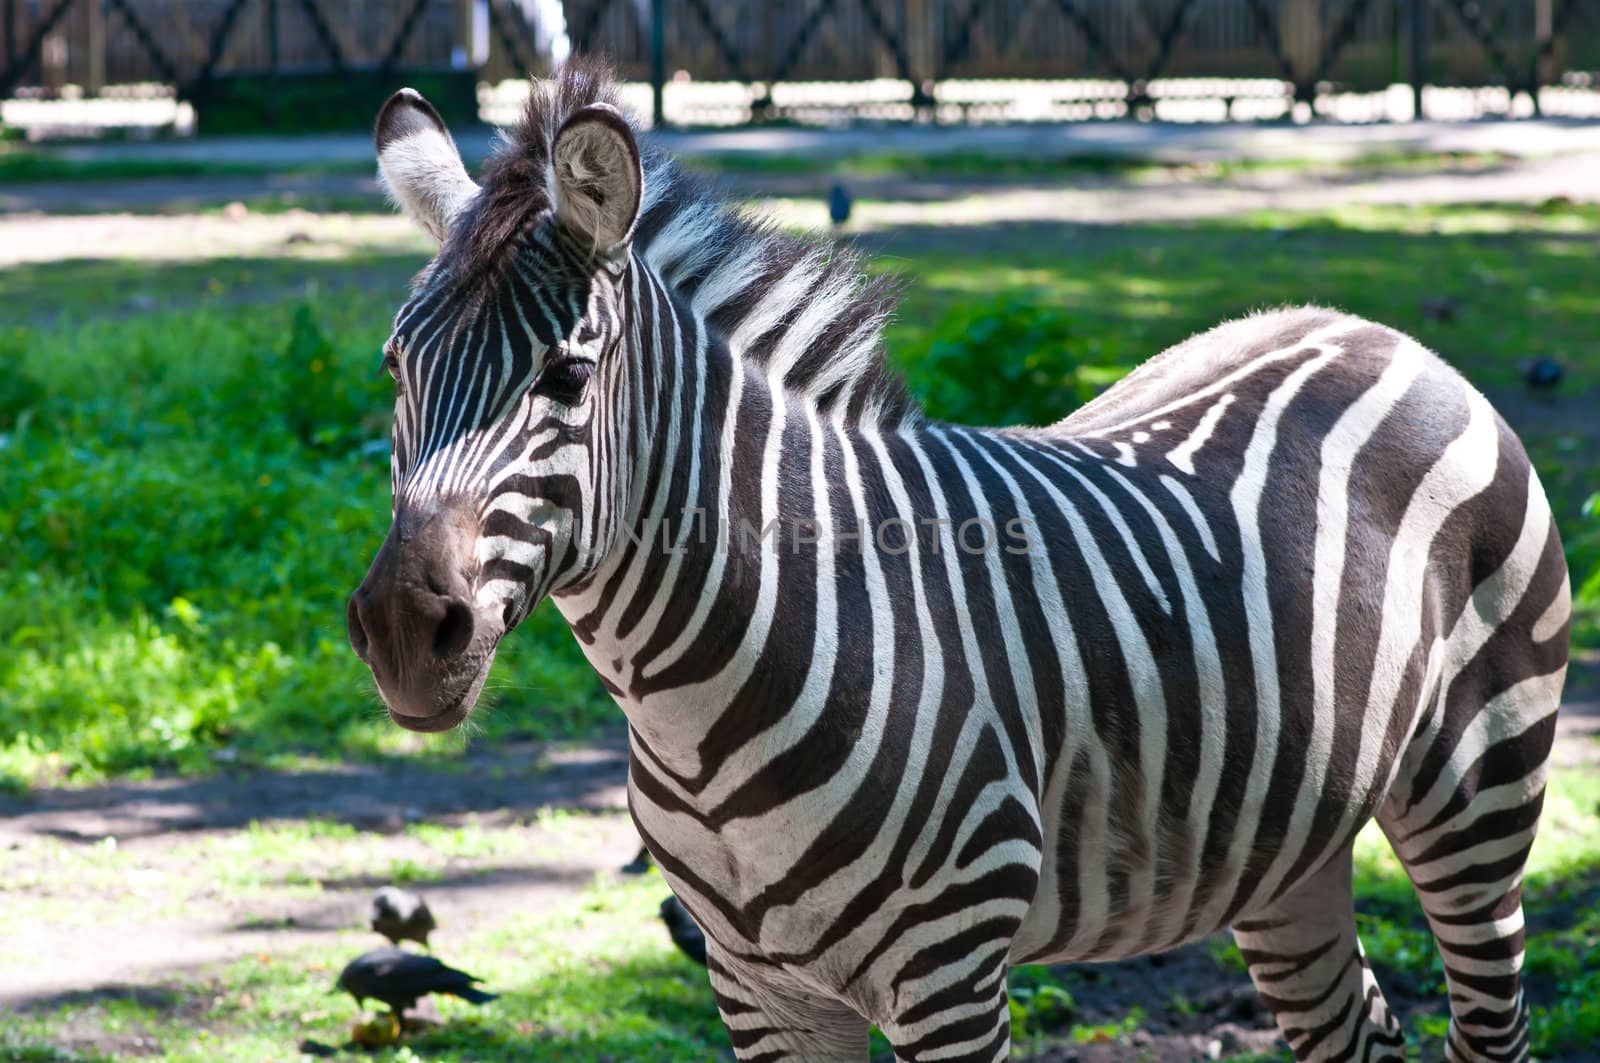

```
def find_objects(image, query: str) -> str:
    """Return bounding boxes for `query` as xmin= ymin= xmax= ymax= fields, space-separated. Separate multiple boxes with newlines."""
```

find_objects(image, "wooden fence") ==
xmin=4 ymin=0 xmax=1599 ymax=124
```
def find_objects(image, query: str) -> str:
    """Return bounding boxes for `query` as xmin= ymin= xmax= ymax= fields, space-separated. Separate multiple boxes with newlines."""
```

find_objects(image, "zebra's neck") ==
xmin=553 ymin=243 xmax=969 ymax=779
xmin=635 ymin=153 xmax=912 ymax=429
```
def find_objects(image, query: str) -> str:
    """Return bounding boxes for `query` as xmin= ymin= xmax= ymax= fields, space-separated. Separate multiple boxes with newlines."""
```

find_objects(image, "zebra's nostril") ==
xmin=347 ymin=594 xmax=370 ymax=660
xmin=433 ymin=599 xmax=475 ymax=659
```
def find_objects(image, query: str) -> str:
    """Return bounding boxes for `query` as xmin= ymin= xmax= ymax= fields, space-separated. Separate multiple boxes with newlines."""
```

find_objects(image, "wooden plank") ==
xmin=1050 ymin=0 xmax=1137 ymax=81
xmin=0 ymin=0 xmax=78 ymax=97
xmin=680 ymin=0 xmax=753 ymax=83
xmin=105 ymin=0 xmax=179 ymax=84
xmin=82 ymin=0 xmax=104 ymax=94
xmin=381 ymin=0 xmax=435 ymax=72
xmin=290 ymin=0 xmax=346 ymax=70
xmin=189 ymin=0 xmax=255 ymax=91
xmin=770 ymin=0 xmax=843 ymax=84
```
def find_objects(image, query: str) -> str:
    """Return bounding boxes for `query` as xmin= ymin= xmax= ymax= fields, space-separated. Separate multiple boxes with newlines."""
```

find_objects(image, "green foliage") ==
xmin=0 ymin=328 xmax=43 ymax=428
xmin=0 ymin=153 xmax=254 ymax=185
xmin=0 ymin=295 xmax=610 ymax=786
xmin=282 ymin=303 xmax=391 ymax=451
xmin=195 ymin=70 xmax=480 ymax=135
xmin=0 ymin=1030 xmax=113 ymax=1063
xmin=1068 ymin=1006 xmax=1146 ymax=1045
xmin=1571 ymin=492 xmax=1600 ymax=645
xmin=1207 ymin=933 xmax=1248 ymax=972
xmin=902 ymin=294 xmax=1129 ymax=427
xmin=1008 ymin=965 xmax=1077 ymax=1040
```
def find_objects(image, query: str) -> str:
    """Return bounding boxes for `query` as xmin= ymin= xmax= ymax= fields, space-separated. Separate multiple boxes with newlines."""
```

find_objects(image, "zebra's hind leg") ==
xmin=705 ymin=948 xmax=868 ymax=1061
xmin=1376 ymin=687 xmax=1560 ymax=1063
xmin=1232 ymin=850 xmax=1407 ymax=1062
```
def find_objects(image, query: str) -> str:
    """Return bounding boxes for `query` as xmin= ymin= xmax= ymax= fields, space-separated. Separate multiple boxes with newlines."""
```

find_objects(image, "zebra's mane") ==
xmin=459 ymin=60 xmax=914 ymax=429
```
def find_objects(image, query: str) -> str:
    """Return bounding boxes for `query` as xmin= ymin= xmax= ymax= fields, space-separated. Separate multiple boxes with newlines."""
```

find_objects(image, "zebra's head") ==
xmin=347 ymin=73 xmax=643 ymax=732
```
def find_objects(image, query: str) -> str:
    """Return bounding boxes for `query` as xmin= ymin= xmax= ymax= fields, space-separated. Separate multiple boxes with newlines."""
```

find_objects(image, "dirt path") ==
xmin=0 ymin=737 xmax=636 ymax=1007
xmin=5 ymin=149 xmax=1600 ymax=269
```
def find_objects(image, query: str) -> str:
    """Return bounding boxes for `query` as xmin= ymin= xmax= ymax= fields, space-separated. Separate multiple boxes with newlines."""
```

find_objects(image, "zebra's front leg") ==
xmin=877 ymin=953 xmax=1012 ymax=1063
xmin=1232 ymin=850 xmax=1405 ymax=1062
xmin=706 ymin=947 xmax=869 ymax=1061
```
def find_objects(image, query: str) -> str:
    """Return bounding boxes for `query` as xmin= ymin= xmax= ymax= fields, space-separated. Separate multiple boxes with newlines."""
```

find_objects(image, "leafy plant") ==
xmin=1008 ymin=965 xmax=1077 ymax=1040
xmin=1571 ymin=492 xmax=1600 ymax=645
xmin=0 ymin=296 xmax=611 ymax=787
xmin=0 ymin=326 xmax=42 ymax=430
xmin=282 ymin=303 xmax=392 ymax=451
xmin=901 ymin=294 xmax=1129 ymax=427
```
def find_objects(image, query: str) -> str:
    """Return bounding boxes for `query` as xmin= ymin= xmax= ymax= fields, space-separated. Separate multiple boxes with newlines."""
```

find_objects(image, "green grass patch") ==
xmin=685 ymin=147 xmax=1515 ymax=185
xmin=0 ymin=283 xmax=609 ymax=787
xmin=6 ymin=872 xmax=728 ymax=1062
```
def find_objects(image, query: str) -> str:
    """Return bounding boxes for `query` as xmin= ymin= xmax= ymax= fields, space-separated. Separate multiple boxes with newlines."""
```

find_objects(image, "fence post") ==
xmin=81 ymin=0 xmax=104 ymax=95
xmin=651 ymin=0 xmax=665 ymax=129
xmin=1534 ymin=0 xmax=1552 ymax=107
xmin=266 ymin=0 xmax=278 ymax=127
xmin=1408 ymin=0 xmax=1426 ymax=120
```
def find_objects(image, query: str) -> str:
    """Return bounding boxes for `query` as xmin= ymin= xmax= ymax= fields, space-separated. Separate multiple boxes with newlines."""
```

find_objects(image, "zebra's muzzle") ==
xmin=347 ymin=500 xmax=502 ymax=731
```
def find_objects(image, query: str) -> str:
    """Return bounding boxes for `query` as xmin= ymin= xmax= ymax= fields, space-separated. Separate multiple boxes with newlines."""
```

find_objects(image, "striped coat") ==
xmin=349 ymin=63 xmax=1569 ymax=1063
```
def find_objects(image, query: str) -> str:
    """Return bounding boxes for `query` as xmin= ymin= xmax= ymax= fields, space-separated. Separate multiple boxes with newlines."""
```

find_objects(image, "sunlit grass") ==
xmin=7 ymin=867 xmax=724 ymax=1062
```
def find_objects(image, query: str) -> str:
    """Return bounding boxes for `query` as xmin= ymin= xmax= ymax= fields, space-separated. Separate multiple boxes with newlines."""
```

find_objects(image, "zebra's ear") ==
xmin=375 ymin=88 xmax=479 ymax=244
xmin=550 ymin=103 xmax=642 ymax=268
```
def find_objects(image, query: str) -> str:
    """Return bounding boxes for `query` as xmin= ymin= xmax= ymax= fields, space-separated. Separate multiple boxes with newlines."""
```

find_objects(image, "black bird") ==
xmin=659 ymin=894 xmax=708 ymax=966
xmin=370 ymin=886 xmax=436 ymax=947
xmin=620 ymin=845 xmax=655 ymax=875
xmin=827 ymin=182 xmax=852 ymax=228
xmin=335 ymin=947 xmax=497 ymax=1015
xmin=1524 ymin=357 xmax=1563 ymax=392
xmin=1420 ymin=294 xmax=1461 ymax=323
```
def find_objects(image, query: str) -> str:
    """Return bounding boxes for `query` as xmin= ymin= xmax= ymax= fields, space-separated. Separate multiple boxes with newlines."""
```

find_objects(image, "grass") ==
xmin=6 ymin=872 xmax=731 ymax=1062
xmin=687 ymin=147 xmax=1516 ymax=184
xmin=0 ymin=283 xmax=610 ymax=788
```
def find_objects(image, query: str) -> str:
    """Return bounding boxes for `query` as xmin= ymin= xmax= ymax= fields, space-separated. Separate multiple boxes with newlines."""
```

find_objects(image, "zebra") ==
xmin=345 ymin=62 xmax=1570 ymax=1062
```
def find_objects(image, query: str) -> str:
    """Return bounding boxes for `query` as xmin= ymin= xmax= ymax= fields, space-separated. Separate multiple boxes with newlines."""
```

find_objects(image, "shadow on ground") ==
xmin=0 ymin=733 xmax=628 ymax=843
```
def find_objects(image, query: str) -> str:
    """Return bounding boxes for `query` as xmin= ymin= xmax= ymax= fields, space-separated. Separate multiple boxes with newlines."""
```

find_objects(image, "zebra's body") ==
xmin=348 ymin=64 xmax=1569 ymax=1063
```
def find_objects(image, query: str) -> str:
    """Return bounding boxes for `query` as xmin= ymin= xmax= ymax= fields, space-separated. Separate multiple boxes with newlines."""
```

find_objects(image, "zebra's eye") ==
xmin=380 ymin=344 xmax=405 ymax=394
xmin=532 ymin=358 xmax=593 ymax=405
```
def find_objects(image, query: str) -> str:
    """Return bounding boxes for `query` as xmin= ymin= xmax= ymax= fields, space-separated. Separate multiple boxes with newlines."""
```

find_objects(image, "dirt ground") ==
xmin=5 ymin=146 xmax=1600 ymax=269
xmin=0 ymin=738 xmax=638 ymax=1005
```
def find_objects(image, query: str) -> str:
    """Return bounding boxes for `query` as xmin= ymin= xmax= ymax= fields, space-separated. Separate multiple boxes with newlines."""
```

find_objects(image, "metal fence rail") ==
xmin=574 ymin=0 xmax=1600 ymax=120
xmin=3 ymin=0 xmax=1598 ymax=125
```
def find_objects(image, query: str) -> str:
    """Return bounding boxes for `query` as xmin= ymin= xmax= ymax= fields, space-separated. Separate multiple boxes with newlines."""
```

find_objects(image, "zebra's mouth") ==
xmin=377 ymin=643 xmax=498 ymax=734
xmin=387 ymin=697 xmax=474 ymax=733
xmin=348 ymin=498 xmax=506 ymax=734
